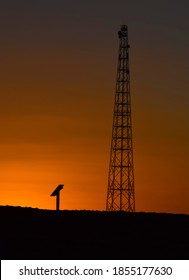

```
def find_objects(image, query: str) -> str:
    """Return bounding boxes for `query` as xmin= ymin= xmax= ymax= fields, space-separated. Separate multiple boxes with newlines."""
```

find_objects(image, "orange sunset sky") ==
xmin=0 ymin=1 xmax=189 ymax=213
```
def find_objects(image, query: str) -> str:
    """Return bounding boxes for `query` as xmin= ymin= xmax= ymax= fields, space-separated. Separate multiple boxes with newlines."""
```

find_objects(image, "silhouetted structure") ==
xmin=51 ymin=184 xmax=64 ymax=211
xmin=106 ymin=25 xmax=135 ymax=211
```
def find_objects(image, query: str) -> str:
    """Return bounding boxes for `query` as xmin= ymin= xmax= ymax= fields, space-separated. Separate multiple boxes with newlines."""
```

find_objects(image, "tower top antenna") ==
xmin=118 ymin=24 xmax=128 ymax=38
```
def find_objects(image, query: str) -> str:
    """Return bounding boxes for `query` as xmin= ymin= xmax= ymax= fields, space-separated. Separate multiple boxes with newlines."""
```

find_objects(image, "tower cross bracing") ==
xmin=106 ymin=25 xmax=135 ymax=211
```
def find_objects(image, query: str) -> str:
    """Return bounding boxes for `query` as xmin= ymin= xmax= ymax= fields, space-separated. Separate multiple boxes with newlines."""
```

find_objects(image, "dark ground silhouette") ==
xmin=0 ymin=206 xmax=189 ymax=259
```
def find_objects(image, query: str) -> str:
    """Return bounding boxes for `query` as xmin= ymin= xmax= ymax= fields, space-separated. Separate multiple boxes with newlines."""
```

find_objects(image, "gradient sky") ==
xmin=0 ymin=0 xmax=189 ymax=213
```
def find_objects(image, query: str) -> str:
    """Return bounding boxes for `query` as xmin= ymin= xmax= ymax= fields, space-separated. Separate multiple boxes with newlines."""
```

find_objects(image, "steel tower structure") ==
xmin=106 ymin=25 xmax=135 ymax=211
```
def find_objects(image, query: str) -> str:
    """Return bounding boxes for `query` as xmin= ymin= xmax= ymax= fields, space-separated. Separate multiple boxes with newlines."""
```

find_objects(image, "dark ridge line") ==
xmin=0 ymin=205 xmax=188 ymax=216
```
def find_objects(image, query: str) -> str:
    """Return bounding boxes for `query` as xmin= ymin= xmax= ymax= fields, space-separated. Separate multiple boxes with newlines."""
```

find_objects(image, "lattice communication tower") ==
xmin=106 ymin=25 xmax=135 ymax=211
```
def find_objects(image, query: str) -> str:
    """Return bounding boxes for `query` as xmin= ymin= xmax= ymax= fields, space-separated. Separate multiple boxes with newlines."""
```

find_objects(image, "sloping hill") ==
xmin=1 ymin=206 xmax=189 ymax=259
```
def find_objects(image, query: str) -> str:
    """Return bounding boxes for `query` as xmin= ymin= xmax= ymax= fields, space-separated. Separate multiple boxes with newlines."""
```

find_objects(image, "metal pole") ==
xmin=56 ymin=193 xmax=60 ymax=211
